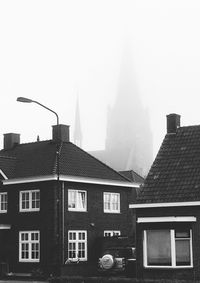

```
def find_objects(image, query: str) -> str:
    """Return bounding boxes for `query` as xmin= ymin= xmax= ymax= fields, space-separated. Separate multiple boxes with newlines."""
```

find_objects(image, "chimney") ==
xmin=4 ymin=133 xmax=20 ymax=150
xmin=52 ymin=124 xmax=70 ymax=142
xmin=166 ymin=113 xmax=181 ymax=134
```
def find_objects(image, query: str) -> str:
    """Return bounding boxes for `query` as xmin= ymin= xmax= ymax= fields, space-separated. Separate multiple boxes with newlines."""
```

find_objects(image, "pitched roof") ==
xmin=119 ymin=170 xmax=144 ymax=183
xmin=0 ymin=140 xmax=129 ymax=182
xmin=136 ymin=125 xmax=200 ymax=203
xmin=0 ymin=156 xmax=16 ymax=178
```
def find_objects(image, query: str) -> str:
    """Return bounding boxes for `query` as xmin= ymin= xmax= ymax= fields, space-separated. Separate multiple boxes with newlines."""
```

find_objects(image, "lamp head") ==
xmin=17 ymin=97 xmax=33 ymax=103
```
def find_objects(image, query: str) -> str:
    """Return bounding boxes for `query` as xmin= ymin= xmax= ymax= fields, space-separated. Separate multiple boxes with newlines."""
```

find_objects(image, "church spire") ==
xmin=105 ymin=40 xmax=153 ymax=176
xmin=73 ymin=94 xmax=82 ymax=147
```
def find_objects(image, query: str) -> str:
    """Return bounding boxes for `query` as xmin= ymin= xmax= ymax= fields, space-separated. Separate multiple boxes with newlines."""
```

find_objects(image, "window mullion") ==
xmin=171 ymin=230 xmax=176 ymax=267
xmin=29 ymin=192 xmax=32 ymax=210
xmin=143 ymin=230 xmax=147 ymax=267
xmin=190 ymin=229 xmax=193 ymax=267
xmin=28 ymin=233 xmax=31 ymax=261
xmin=75 ymin=191 xmax=77 ymax=209
xmin=76 ymin=232 xmax=78 ymax=258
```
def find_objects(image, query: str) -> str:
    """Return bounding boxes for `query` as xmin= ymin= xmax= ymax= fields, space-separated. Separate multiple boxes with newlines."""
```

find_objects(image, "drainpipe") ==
xmin=62 ymin=181 xmax=65 ymax=264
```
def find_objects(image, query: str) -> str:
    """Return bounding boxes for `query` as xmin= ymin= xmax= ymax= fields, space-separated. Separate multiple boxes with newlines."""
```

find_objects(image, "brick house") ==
xmin=0 ymin=124 xmax=140 ymax=276
xmin=130 ymin=114 xmax=200 ymax=281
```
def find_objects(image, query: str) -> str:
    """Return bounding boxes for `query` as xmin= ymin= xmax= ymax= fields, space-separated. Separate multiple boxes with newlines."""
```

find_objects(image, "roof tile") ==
xmin=137 ymin=125 xmax=200 ymax=203
xmin=0 ymin=140 xmax=129 ymax=182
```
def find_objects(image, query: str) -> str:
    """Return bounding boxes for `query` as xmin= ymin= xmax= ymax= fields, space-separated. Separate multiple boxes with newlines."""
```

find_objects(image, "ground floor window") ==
xmin=104 ymin=230 xmax=121 ymax=237
xmin=68 ymin=230 xmax=87 ymax=261
xmin=19 ymin=231 xmax=40 ymax=262
xmin=143 ymin=228 xmax=193 ymax=268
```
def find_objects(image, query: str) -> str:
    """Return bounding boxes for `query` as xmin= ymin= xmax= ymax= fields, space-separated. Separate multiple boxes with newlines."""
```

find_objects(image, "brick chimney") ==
xmin=166 ymin=113 xmax=181 ymax=134
xmin=52 ymin=124 xmax=70 ymax=142
xmin=4 ymin=133 xmax=20 ymax=150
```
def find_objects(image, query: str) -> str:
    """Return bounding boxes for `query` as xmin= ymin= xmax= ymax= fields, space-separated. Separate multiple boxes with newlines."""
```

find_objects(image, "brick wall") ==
xmin=0 ymin=181 xmax=57 ymax=275
xmin=0 ymin=180 xmax=135 ymax=276
xmin=63 ymin=182 xmax=135 ymax=263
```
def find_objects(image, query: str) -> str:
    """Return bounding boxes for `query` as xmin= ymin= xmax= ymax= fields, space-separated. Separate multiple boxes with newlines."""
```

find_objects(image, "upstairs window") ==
xmin=20 ymin=190 xmax=40 ymax=212
xmin=0 ymin=193 xmax=7 ymax=213
xmin=143 ymin=229 xmax=193 ymax=268
xmin=104 ymin=192 xmax=120 ymax=213
xmin=68 ymin=190 xmax=87 ymax=211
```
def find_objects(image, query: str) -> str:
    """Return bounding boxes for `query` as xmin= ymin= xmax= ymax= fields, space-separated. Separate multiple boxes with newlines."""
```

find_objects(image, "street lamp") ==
xmin=17 ymin=96 xmax=63 ymax=266
xmin=17 ymin=97 xmax=59 ymax=125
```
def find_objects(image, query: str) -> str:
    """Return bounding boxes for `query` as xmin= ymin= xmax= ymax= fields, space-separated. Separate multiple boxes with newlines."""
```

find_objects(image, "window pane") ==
xmin=68 ymin=191 xmax=76 ymax=208
xmin=176 ymin=239 xmax=190 ymax=266
xmin=79 ymin=232 xmax=85 ymax=240
xmin=21 ymin=192 xmax=29 ymax=209
xmin=147 ymin=230 xmax=171 ymax=266
xmin=32 ymin=191 xmax=40 ymax=209
xmin=111 ymin=194 xmax=116 ymax=210
xmin=78 ymin=191 xmax=86 ymax=210
xmin=0 ymin=193 xmax=7 ymax=211
xmin=175 ymin=230 xmax=190 ymax=238
xmin=104 ymin=193 xmax=110 ymax=210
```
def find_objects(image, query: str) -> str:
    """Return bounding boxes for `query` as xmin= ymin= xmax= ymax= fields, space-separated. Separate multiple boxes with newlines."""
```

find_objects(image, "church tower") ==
xmin=105 ymin=43 xmax=153 ymax=176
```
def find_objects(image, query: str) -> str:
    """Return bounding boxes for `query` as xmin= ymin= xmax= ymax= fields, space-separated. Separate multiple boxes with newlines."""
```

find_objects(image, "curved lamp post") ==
xmin=17 ymin=96 xmax=63 ymax=266
xmin=17 ymin=97 xmax=59 ymax=125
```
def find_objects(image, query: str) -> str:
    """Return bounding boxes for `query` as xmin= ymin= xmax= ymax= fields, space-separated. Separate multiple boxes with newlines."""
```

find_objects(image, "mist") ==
xmin=1 ymin=1 xmax=200 ymax=175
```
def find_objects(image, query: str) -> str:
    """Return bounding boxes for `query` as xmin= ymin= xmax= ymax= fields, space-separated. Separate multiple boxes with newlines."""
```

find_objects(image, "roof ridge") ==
xmin=179 ymin=124 xmax=200 ymax=129
xmin=130 ymin=170 xmax=144 ymax=180
xmin=15 ymin=139 xmax=52 ymax=146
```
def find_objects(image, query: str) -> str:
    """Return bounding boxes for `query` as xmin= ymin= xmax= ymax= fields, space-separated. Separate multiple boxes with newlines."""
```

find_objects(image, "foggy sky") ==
xmin=1 ymin=1 xmax=200 ymax=160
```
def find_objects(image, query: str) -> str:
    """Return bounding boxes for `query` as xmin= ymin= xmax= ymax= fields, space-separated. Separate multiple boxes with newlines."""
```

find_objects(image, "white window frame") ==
xmin=19 ymin=231 xmax=40 ymax=262
xmin=68 ymin=230 xmax=87 ymax=261
xmin=143 ymin=229 xmax=193 ymax=269
xmin=0 ymin=192 xmax=7 ymax=213
xmin=103 ymin=192 xmax=120 ymax=213
xmin=104 ymin=230 xmax=121 ymax=237
xmin=19 ymin=190 xmax=40 ymax=212
xmin=68 ymin=190 xmax=87 ymax=212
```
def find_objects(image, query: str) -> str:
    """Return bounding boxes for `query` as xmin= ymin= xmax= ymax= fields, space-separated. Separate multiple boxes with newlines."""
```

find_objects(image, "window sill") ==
xmin=19 ymin=210 xmax=40 ymax=213
xmin=104 ymin=211 xmax=120 ymax=214
xmin=19 ymin=260 xmax=40 ymax=263
xmin=68 ymin=209 xmax=87 ymax=212
xmin=144 ymin=265 xmax=193 ymax=269
xmin=65 ymin=259 xmax=87 ymax=264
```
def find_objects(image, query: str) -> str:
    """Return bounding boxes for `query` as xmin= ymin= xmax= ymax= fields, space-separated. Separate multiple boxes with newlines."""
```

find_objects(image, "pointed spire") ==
xmin=73 ymin=94 xmax=82 ymax=147
xmin=105 ymin=39 xmax=153 ymax=176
